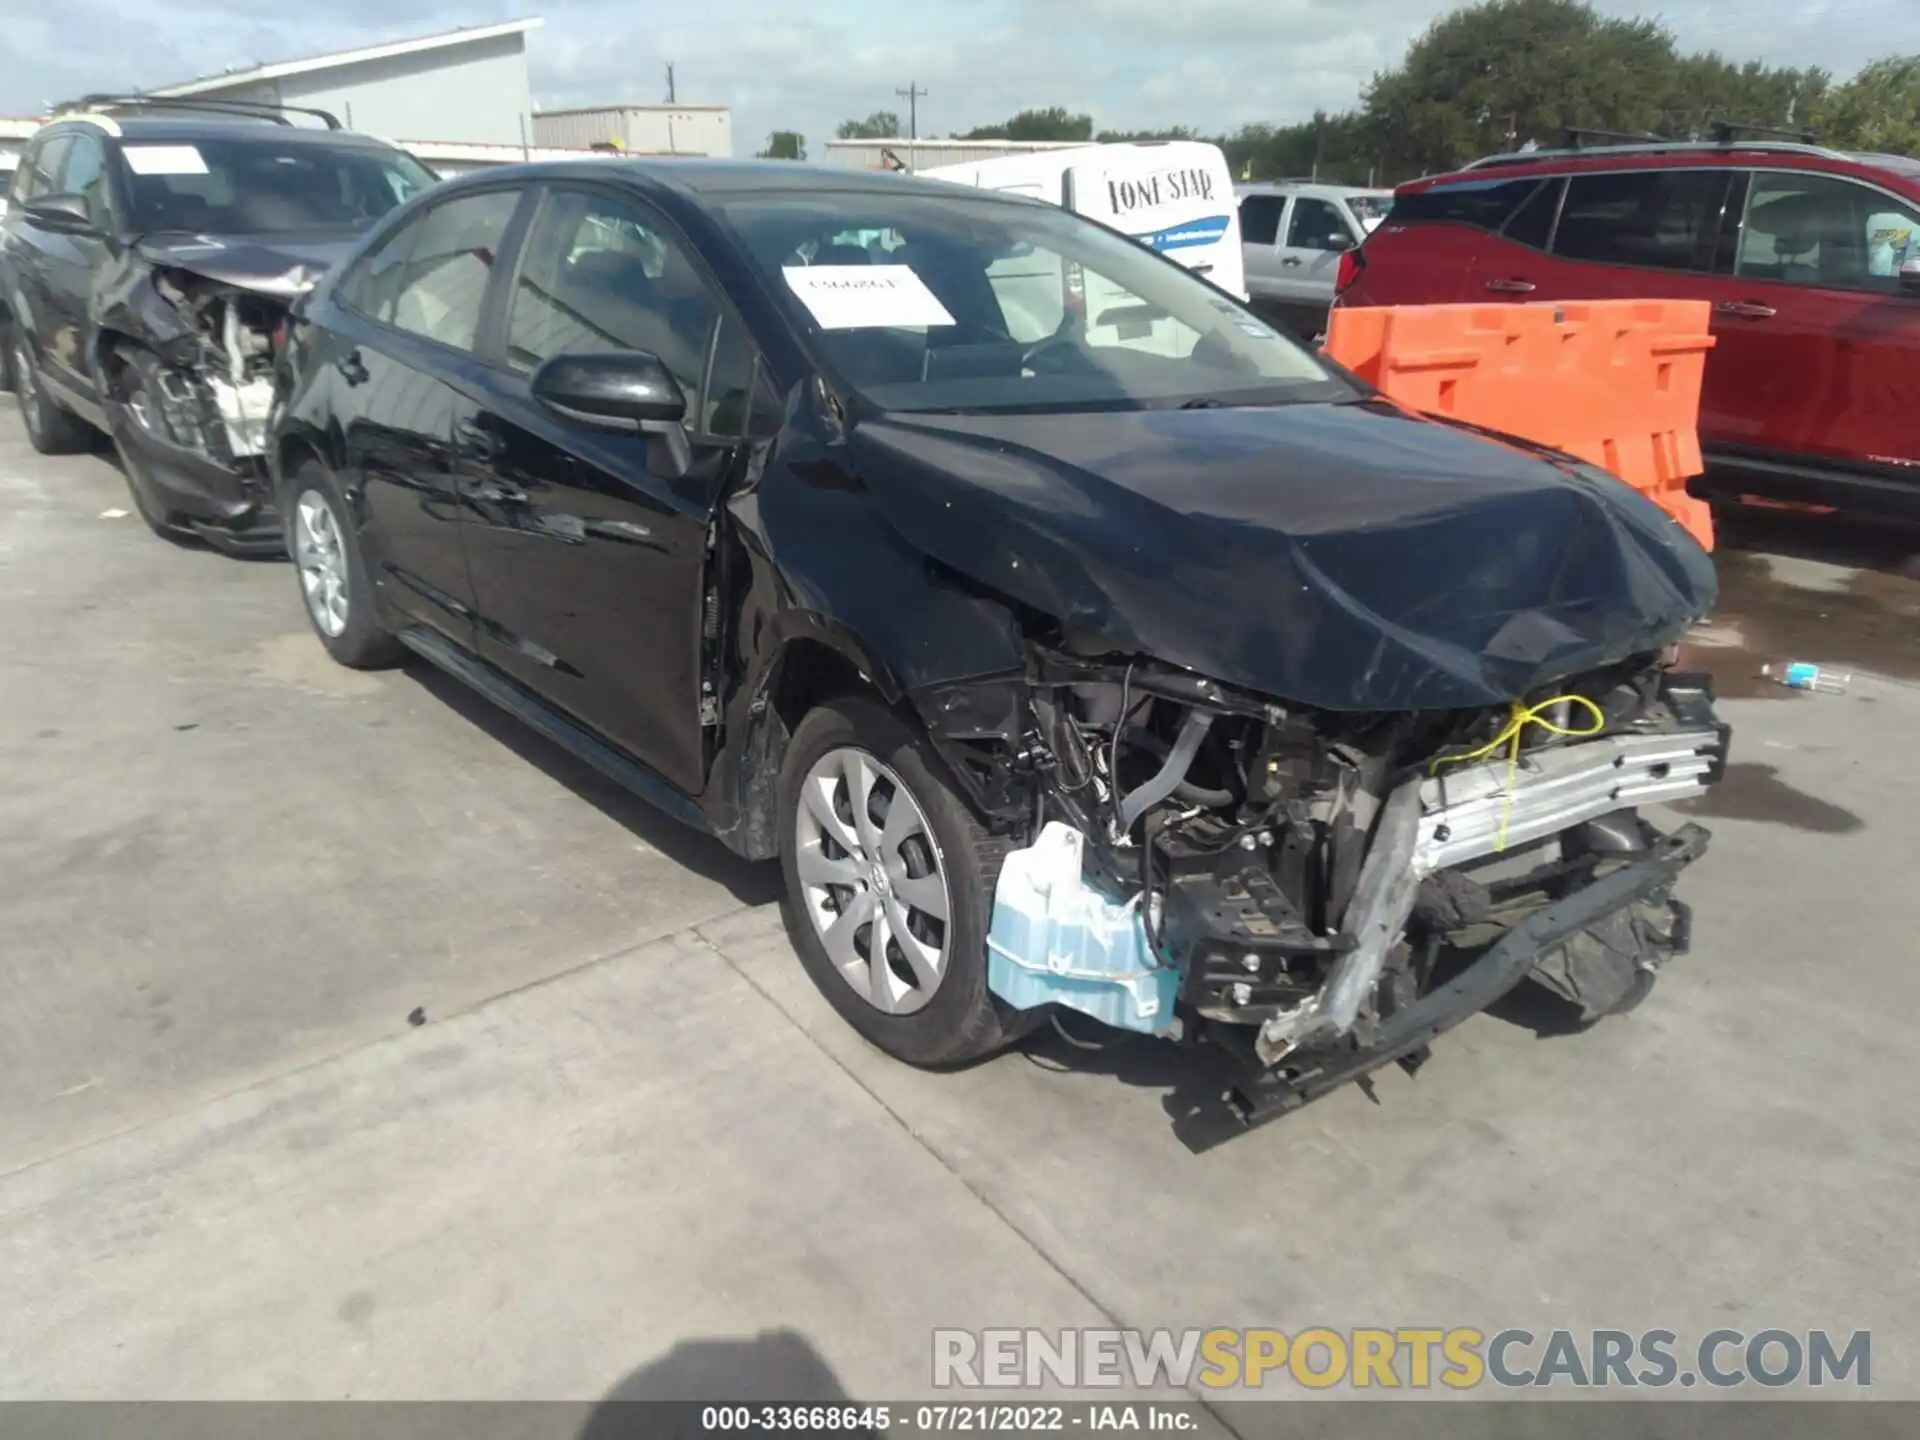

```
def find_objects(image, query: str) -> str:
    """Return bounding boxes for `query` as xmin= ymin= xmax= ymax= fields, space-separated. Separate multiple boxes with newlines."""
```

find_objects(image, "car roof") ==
xmin=41 ymin=114 xmax=401 ymax=152
xmin=1236 ymin=181 xmax=1391 ymax=198
xmin=1408 ymin=142 xmax=1920 ymax=198
xmin=430 ymin=156 xmax=1050 ymax=205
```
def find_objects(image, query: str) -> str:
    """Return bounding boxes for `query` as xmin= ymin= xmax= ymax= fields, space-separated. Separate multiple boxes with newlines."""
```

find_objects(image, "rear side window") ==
xmin=1551 ymin=170 xmax=1731 ymax=273
xmin=1239 ymin=194 xmax=1283 ymax=247
xmin=1500 ymin=177 xmax=1563 ymax=250
xmin=1389 ymin=176 xmax=1545 ymax=232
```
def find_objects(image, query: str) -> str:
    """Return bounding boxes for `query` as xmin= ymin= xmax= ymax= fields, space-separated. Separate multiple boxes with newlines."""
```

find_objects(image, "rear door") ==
xmin=327 ymin=185 xmax=526 ymax=643
xmin=459 ymin=183 xmax=777 ymax=794
xmin=1515 ymin=168 xmax=1750 ymax=445
xmin=1705 ymin=168 xmax=1920 ymax=475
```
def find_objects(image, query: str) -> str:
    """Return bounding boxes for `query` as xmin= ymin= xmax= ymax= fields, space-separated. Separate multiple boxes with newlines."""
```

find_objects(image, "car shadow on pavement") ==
xmin=581 ymin=1328 xmax=874 ymax=1439
xmin=403 ymin=660 xmax=784 ymax=909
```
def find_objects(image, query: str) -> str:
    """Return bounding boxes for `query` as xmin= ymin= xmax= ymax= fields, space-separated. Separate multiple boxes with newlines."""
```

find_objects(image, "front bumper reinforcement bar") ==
xmin=1221 ymin=820 xmax=1711 ymax=1131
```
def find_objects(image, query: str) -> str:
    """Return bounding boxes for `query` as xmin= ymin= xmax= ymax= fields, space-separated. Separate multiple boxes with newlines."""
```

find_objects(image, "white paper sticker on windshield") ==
xmin=123 ymin=145 xmax=210 ymax=176
xmin=783 ymin=265 xmax=955 ymax=330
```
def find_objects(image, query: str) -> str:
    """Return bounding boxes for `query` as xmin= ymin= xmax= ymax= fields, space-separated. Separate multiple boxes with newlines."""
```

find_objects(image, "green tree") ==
xmin=963 ymin=107 xmax=1094 ymax=142
xmin=1815 ymin=54 xmax=1920 ymax=154
xmin=1657 ymin=56 xmax=1829 ymax=140
xmin=757 ymin=130 xmax=807 ymax=160
xmin=1359 ymin=0 xmax=1682 ymax=176
xmin=837 ymin=110 xmax=901 ymax=140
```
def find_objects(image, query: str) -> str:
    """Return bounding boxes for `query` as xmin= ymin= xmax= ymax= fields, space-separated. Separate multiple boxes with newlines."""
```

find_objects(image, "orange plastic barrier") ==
xmin=1323 ymin=300 xmax=1717 ymax=550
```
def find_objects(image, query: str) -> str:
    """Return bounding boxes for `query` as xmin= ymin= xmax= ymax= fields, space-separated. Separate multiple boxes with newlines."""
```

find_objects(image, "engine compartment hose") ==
xmin=1117 ymin=708 xmax=1215 ymax=834
xmin=1126 ymin=730 xmax=1235 ymax=807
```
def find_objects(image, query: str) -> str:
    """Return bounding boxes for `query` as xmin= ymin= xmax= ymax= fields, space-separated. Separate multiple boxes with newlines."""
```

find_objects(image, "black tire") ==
xmin=105 ymin=347 xmax=195 ymax=542
xmin=285 ymin=460 xmax=404 ymax=669
xmin=778 ymin=697 xmax=1031 ymax=1068
xmin=0 ymin=314 xmax=15 ymax=393
xmin=12 ymin=328 xmax=91 ymax=455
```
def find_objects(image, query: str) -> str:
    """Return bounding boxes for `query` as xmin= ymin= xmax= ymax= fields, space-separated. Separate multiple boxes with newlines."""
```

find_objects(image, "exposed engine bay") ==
xmin=110 ymin=268 xmax=282 ymax=464
xmin=921 ymin=642 xmax=1725 ymax=1126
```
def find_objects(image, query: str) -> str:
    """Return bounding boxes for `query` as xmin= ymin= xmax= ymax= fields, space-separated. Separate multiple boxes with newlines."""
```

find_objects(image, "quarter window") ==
xmin=1737 ymin=171 xmax=1920 ymax=292
xmin=1551 ymin=170 xmax=1731 ymax=272
xmin=506 ymin=188 xmax=721 ymax=420
xmin=1389 ymin=176 xmax=1545 ymax=232
xmin=1239 ymin=194 xmax=1283 ymax=247
xmin=1500 ymin=177 xmax=1563 ymax=250
xmin=1285 ymin=197 xmax=1350 ymax=251
xmin=384 ymin=190 xmax=519 ymax=351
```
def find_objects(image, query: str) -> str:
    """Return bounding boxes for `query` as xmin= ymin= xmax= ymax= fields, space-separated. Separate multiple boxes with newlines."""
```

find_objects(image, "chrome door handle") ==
xmin=1716 ymin=300 xmax=1778 ymax=319
xmin=1484 ymin=277 xmax=1536 ymax=294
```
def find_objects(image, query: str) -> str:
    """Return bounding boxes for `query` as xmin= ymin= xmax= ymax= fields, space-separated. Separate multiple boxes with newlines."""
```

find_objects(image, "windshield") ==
xmin=1346 ymin=194 xmax=1394 ymax=228
xmin=119 ymin=137 xmax=437 ymax=235
xmin=721 ymin=191 xmax=1347 ymax=415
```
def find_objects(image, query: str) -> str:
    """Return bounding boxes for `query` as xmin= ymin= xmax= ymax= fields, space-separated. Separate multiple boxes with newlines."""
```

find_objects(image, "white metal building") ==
xmin=821 ymin=138 xmax=1078 ymax=171
xmin=533 ymin=105 xmax=732 ymax=158
xmin=148 ymin=19 xmax=544 ymax=148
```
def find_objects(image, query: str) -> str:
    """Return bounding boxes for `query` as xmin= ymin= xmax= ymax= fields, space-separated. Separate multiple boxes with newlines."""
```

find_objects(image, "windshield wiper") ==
xmin=1178 ymin=397 xmax=1226 ymax=409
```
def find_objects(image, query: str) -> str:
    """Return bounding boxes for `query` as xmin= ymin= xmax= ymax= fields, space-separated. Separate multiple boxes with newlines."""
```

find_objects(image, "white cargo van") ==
xmin=917 ymin=142 xmax=1247 ymax=360
xmin=918 ymin=142 xmax=1246 ymax=299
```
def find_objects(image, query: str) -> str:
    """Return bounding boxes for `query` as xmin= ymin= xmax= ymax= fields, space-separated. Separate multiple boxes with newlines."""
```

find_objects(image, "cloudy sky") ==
xmin=2 ymin=0 xmax=1915 ymax=153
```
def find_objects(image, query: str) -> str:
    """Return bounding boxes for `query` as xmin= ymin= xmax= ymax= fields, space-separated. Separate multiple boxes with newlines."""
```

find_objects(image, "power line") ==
xmin=896 ymin=82 xmax=926 ymax=142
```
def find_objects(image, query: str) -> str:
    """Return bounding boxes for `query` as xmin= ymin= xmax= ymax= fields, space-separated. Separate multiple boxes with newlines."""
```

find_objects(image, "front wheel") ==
xmin=13 ymin=330 xmax=91 ymax=455
xmin=287 ymin=462 xmax=403 ymax=669
xmin=778 ymin=697 xmax=1028 ymax=1068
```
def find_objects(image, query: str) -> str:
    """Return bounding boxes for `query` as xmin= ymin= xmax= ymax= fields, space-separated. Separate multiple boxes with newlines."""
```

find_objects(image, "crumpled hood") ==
xmin=134 ymin=233 xmax=361 ymax=297
xmin=848 ymin=399 xmax=1718 ymax=712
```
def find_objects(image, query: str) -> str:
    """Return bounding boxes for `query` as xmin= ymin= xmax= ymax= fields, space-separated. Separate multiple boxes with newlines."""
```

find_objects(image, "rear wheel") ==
xmin=287 ymin=461 xmax=404 ymax=669
xmin=13 ymin=330 xmax=90 ymax=455
xmin=778 ymin=697 xmax=1030 ymax=1068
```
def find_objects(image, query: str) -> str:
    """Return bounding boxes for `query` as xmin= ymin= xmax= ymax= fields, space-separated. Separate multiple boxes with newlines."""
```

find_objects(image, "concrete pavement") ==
xmin=2 ymin=408 xmax=1915 ymax=1407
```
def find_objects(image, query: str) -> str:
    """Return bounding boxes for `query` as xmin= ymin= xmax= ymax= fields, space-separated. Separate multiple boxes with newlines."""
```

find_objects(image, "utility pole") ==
xmin=665 ymin=63 xmax=677 ymax=104
xmin=896 ymin=82 xmax=926 ymax=168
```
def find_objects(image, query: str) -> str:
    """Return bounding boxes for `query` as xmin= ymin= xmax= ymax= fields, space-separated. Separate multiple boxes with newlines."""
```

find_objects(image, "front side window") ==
xmin=722 ymin=190 xmax=1344 ymax=415
xmin=506 ymin=188 xmax=721 ymax=415
xmin=1551 ymin=169 xmax=1731 ymax=273
xmin=1239 ymin=194 xmax=1283 ymax=247
xmin=1285 ymin=197 xmax=1350 ymax=251
xmin=58 ymin=136 xmax=112 ymax=229
xmin=118 ymin=137 xmax=436 ymax=235
xmin=386 ymin=189 xmax=520 ymax=351
xmin=16 ymin=135 xmax=73 ymax=203
xmin=1737 ymin=171 xmax=1920 ymax=291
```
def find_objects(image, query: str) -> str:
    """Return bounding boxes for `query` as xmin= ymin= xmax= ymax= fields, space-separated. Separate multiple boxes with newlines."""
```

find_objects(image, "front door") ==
xmin=330 ymin=186 xmax=524 ymax=641
xmin=459 ymin=184 xmax=765 ymax=794
xmin=1273 ymin=194 xmax=1355 ymax=309
xmin=1706 ymin=168 xmax=1920 ymax=473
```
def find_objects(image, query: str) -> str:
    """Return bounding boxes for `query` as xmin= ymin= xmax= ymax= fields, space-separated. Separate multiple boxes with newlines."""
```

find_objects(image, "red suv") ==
xmin=1336 ymin=138 xmax=1920 ymax=519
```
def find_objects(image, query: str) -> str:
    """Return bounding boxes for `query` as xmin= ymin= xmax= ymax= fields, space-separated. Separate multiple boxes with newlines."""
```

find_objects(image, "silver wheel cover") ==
xmin=293 ymin=489 xmax=351 ymax=638
xmin=794 ymin=745 xmax=953 ymax=1016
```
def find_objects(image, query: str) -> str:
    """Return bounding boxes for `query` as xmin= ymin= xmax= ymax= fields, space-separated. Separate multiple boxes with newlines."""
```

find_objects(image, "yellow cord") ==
xmin=1430 ymin=694 xmax=1607 ymax=851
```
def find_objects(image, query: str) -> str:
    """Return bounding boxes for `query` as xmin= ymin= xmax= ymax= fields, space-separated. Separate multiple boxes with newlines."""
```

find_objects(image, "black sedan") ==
xmin=269 ymin=159 xmax=1725 ymax=1121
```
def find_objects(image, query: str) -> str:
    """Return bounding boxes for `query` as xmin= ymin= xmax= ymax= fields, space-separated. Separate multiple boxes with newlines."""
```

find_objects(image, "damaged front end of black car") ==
xmin=744 ymin=388 xmax=1729 ymax=1131
xmin=94 ymin=238 xmax=345 ymax=552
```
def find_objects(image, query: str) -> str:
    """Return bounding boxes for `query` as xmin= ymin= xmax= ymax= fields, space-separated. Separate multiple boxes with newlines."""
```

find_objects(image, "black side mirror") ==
xmin=532 ymin=350 xmax=691 ymax=477
xmin=1323 ymin=231 xmax=1355 ymax=253
xmin=22 ymin=192 xmax=97 ymax=236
